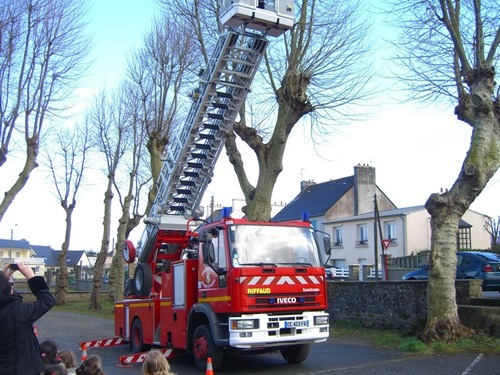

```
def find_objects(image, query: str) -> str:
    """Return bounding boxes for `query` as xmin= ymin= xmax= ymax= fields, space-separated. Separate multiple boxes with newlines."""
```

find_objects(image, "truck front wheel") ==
xmin=280 ymin=344 xmax=311 ymax=364
xmin=192 ymin=325 xmax=223 ymax=371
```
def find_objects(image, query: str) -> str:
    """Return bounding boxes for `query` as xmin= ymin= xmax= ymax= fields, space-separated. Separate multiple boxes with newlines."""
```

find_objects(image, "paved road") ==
xmin=37 ymin=311 xmax=499 ymax=374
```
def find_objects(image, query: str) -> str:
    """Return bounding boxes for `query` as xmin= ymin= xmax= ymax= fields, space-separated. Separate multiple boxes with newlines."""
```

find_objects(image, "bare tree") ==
xmin=87 ymin=90 xmax=131 ymax=310
xmin=161 ymin=0 xmax=374 ymax=221
xmin=44 ymin=120 xmax=93 ymax=305
xmin=484 ymin=215 xmax=500 ymax=252
xmin=107 ymin=83 xmax=150 ymax=303
xmin=386 ymin=0 xmax=500 ymax=342
xmin=126 ymin=15 xmax=197 ymax=210
xmin=0 ymin=0 xmax=90 ymax=222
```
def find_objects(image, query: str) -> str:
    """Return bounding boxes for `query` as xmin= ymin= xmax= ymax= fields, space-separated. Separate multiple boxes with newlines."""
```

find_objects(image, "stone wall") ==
xmin=327 ymin=279 xmax=482 ymax=332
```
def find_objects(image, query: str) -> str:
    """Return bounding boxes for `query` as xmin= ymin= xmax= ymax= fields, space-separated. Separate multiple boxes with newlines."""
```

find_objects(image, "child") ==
xmin=75 ymin=355 xmax=106 ymax=375
xmin=44 ymin=364 xmax=68 ymax=375
xmin=40 ymin=339 xmax=61 ymax=366
xmin=58 ymin=349 xmax=77 ymax=375
xmin=141 ymin=349 xmax=176 ymax=375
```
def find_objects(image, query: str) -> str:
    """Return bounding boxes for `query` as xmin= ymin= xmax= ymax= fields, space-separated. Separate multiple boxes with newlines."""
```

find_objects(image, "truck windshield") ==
xmin=229 ymin=224 xmax=321 ymax=267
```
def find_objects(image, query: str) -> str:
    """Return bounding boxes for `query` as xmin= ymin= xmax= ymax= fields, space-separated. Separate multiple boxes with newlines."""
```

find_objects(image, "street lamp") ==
xmin=9 ymin=224 xmax=17 ymax=258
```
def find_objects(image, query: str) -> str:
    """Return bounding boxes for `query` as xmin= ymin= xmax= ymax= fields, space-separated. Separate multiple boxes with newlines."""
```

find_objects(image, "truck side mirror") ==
xmin=323 ymin=237 xmax=331 ymax=255
xmin=203 ymin=242 xmax=215 ymax=264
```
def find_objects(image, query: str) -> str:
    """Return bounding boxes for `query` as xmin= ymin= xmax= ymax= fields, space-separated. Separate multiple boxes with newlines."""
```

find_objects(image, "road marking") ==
xmin=296 ymin=357 xmax=410 ymax=374
xmin=460 ymin=353 xmax=484 ymax=375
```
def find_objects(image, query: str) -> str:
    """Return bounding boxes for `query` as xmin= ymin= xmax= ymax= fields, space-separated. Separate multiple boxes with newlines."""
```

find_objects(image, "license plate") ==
xmin=284 ymin=320 xmax=309 ymax=328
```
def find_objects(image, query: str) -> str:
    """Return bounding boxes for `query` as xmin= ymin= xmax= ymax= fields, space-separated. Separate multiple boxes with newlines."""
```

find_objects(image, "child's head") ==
xmin=76 ymin=355 xmax=105 ymax=375
xmin=142 ymin=349 xmax=174 ymax=375
xmin=58 ymin=349 xmax=77 ymax=368
xmin=44 ymin=364 xmax=68 ymax=375
xmin=40 ymin=340 xmax=60 ymax=365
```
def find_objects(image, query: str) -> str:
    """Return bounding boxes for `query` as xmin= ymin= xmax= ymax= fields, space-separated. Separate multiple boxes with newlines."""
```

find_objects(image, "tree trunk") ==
xmin=89 ymin=182 xmax=113 ymax=310
xmin=0 ymin=137 xmax=38 ymax=222
xmin=55 ymin=205 xmax=75 ymax=305
xmin=420 ymin=203 xmax=473 ymax=343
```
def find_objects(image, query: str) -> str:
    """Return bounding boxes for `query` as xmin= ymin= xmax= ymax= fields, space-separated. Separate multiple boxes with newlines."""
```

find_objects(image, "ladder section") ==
xmin=147 ymin=30 xmax=268 ymax=225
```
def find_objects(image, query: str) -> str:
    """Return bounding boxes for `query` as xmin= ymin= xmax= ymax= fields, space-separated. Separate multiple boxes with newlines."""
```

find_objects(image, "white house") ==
xmin=273 ymin=164 xmax=491 ymax=268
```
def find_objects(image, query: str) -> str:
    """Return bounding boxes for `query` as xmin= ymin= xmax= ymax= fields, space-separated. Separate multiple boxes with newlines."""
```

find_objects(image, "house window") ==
xmin=386 ymin=221 xmax=397 ymax=242
xmin=333 ymin=226 xmax=343 ymax=246
xmin=15 ymin=251 xmax=20 ymax=258
xmin=357 ymin=224 xmax=368 ymax=245
xmin=457 ymin=227 xmax=471 ymax=249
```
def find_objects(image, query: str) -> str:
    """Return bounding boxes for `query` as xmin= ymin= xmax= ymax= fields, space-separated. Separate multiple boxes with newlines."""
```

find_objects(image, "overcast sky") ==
xmin=1 ymin=0 xmax=498 ymax=250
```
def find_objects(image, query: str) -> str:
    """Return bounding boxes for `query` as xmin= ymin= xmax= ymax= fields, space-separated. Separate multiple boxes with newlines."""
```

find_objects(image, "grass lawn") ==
xmin=331 ymin=320 xmax=500 ymax=355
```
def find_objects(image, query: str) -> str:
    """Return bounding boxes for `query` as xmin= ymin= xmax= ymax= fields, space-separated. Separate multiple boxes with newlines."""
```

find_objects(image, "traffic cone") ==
xmin=81 ymin=344 xmax=88 ymax=362
xmin=205 ymin=357 xmax=214 ymax=375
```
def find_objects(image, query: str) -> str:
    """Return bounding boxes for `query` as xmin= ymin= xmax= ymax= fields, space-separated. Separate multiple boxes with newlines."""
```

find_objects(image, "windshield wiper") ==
xmin=279 ymin=262 xmax=313 ymax=267
xmin=241 ymin=262 xmax=278 ymax=267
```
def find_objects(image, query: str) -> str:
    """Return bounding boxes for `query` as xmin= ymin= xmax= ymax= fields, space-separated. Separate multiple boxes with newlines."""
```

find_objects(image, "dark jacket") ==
xmin=0 ymin=276 xmax=56 ymax=375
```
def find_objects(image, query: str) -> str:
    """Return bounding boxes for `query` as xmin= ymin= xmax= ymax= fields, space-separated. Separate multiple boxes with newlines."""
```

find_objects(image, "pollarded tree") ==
xmin=160 ymin=0 xmax=374 ymax=221
xmin=0 ymin=0 xmax=90 ymax=223
xmin=44 ymin=120 xmax=93 ymax=305
xmin=126 ymin=15 xmax=197 ymax=210
xmin=107 ymin=82 xmax=150 ymax=303
xmin=387 ymin=0 xmax=500 ymax=342
xmin=87 ymin=89 xmax=132 ymax=310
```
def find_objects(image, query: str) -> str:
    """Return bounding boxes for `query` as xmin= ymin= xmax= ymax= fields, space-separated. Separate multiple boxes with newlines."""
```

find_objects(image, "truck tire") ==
xmin=280 ymin=344 xmax=311 ymax=364
xmin=192 ymin=325 xmax=223 ymax=371
xmin=134 ymin=262 xmax=153 ymax=297
xmin=130 ymin=318 xmax=146 ymax=353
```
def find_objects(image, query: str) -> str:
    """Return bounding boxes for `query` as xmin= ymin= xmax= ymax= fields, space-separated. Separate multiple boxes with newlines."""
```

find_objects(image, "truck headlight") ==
xmin=231 ymin=319 xmax=258 ymax=330
xmin=314 ymin=316 xmax=329 ymax=325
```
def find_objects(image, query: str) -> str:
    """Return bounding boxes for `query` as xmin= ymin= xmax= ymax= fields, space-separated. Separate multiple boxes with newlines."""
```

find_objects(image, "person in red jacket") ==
xmin=0 ymin=262 xmax=55 ymax=375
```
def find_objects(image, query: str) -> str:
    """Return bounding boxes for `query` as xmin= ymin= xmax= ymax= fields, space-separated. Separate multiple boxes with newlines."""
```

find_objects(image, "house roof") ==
xmin=272 ymin=176 xmax=354 ymax=222
xmin=31 ymin=245 xmax=87 ymax=267
xmin=0 ymin=239 xmax=32 ymax=250
xmin=323 ymin=205 xmax=425 ymax=224
xmin=53 ymin=250 xmax=87 ymax=266
xmin=32 ymin=245 xmax=58 ymax=265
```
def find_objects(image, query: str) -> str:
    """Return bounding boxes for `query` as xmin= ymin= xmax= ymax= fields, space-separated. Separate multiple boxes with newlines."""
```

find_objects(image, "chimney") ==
xmin=354 ymin=163 xmax=376 ymax=215
xmin=300 ymin=179 xmax=316 ymax=191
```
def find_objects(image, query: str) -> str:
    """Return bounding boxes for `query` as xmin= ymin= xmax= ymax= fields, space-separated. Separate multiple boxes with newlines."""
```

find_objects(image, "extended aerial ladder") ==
xmin=131 ymin=1 xmax=295 ymax=264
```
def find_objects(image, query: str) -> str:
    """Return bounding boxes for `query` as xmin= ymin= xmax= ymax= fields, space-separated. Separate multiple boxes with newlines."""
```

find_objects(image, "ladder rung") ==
xmin=176 ymin=188 xmax=192 ymax=195
xmin=169 ymin=205 xmax=185 ymax=212
xmin=199 ymin=133 xmax=215 ymax=140
xmin=224 ymin=56 xmax=254 ymax=66
xmin=180 ymin=179 xmax=195 ymax=186
xmin=211 ymin=102 xmax=228 ymax=110
xmin=219 ymin=69 xmax=251 ymax=79
xmin=203 ymin=123 xmax=220 ymax=130
xmin=184 ymin=170 xmax=200 ymax=178
xmin=216 ymin=91 xmax=233 ymax=99
xmin=191 ymin=151 xmax=207 ymax=159
xmin=214 ymin=80 xmax=246 ymax=89
xmin=207 ymin=113 xmax=224 ymax=120
xmin=187 ymin=161 xmax=203 ymax=168
xmin=173 ymin=197 xmax=189 ymax=203
xmin=194 ymin=142 xmax=211 ymax=150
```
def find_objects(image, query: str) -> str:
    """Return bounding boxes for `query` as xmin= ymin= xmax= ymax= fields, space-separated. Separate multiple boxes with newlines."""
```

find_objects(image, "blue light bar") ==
xmin=223 ymin=207 xmax=232 ymax=218
xmin=302 ymin=211 xmax=309 ymax=222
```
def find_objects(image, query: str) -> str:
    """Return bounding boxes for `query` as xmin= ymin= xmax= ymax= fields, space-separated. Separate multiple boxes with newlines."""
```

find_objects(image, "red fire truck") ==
xmin=117 ymin=209 xmax=331 ymax=371
xmin=82 ymin=1 xmax=331 ymax=371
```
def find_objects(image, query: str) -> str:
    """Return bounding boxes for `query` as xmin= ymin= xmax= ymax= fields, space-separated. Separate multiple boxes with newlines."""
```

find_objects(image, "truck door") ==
xmin=199 ymin=229 xmax=230 ymax=311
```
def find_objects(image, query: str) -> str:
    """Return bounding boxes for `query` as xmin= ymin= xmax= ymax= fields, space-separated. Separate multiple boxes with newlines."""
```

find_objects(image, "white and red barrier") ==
xmin=80 ymin=337 xmax=126 ymax=349
xmin=117 ymin=348 xmax=180 ymax=366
